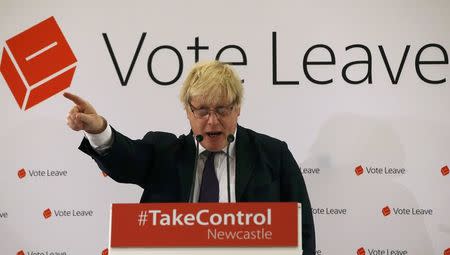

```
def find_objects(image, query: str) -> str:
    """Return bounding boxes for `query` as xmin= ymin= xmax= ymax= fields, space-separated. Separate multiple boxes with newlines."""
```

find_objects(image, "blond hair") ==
xmin=179 ymin=61 xmax=243 ymax=107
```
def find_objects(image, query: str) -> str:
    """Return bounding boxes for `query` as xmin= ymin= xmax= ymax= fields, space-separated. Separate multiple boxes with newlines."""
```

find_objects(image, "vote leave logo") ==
xmin=17 ymin=168 xmax=26 ymax=179
xmin=0 ymin=16 xmax=77 ymax=110
xmin=16 ymin=250 xmax=25 ymax=255
xmin=382 ymin=206 xmax=391 ymax=216
xmin=355 ymin=165 xmax=364 ymax=176
xmin=442 ymin=165 xmax=449 ymax=176
xmin=43 ymin=208 xmax=52 ymax=219
xmin=444 ymin=248 xmax=450 ymax=255
xmin=357 ymin=247 xmax=366 ymax=255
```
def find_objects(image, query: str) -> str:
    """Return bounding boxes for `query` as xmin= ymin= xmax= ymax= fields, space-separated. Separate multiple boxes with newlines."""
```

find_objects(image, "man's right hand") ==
xmin=64 ymin=92 xmax=107 ymax=134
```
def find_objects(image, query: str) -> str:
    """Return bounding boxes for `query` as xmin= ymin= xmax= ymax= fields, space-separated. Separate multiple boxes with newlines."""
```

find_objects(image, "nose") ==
xmin=206 ymin=111 xmax=220 ymax=125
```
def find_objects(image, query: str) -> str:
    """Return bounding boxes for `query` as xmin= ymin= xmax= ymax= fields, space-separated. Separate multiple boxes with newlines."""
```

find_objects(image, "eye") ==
xmin=197 ymin=108 xmax=209 ymax=117
xmin=216 ymin=107 xmax=227 ymax=115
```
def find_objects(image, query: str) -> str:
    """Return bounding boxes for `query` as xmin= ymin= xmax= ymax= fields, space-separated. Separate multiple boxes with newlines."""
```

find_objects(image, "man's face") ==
xmin=186 ymin=96 xmax=240 ymax=151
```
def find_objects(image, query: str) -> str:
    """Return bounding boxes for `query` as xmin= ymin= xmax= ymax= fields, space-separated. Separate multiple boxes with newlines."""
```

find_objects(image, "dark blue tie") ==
xmin=198 ymin=151 xmax=219 ymax=202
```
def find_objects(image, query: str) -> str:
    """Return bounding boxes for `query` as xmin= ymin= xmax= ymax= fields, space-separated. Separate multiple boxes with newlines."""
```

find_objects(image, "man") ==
xmin=65 ymin=60 xmax=315 ymax=253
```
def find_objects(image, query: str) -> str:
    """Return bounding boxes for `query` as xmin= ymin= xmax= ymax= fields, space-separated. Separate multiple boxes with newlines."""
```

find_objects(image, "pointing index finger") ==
xmin=63 ymin=92 xmax=87 ymax=106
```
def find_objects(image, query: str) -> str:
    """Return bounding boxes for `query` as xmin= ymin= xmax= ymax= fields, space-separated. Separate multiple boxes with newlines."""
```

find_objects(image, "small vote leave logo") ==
xmin=355 ymin=165 xmax=364 ymax=176
xmin=357 ymin=247 xmax=366 ymax=255
xmin=441 ymin=165 xmax=449 ymax=176
xmin=43 ymin=208 xmax=52 ymax=219
xmin=17 ymin=250 xmax=25 ymax=255
xmin=18 ymin=168 xmax=26 ymax=179
xmin=382 ymin=206 xmax=391 ymax=216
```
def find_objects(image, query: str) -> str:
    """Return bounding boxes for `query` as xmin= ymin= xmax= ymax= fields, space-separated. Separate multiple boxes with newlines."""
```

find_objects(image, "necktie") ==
xmin=198 ymin=151 xmax=219 ymax=202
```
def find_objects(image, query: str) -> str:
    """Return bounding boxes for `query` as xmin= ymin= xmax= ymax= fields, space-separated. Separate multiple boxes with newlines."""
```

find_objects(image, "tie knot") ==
xmin=205 ymin=151 xmax=217 ymax=159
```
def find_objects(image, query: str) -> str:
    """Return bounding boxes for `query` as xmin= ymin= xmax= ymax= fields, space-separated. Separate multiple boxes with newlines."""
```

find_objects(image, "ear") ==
xmin=236 ymin=106 xmax=241 ymax=117
xmin=184 ymin=105 xmax=190 ymax=117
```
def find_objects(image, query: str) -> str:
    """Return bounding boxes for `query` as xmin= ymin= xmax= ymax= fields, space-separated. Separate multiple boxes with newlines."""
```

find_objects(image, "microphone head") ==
xmin=195 ymin=134 xmax=204 ymax=142
xmin=227 ymin=134 xmax=235 ymax=143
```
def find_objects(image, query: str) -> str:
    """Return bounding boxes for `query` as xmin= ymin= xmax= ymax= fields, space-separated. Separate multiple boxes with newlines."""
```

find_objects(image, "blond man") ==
xmin=65 ymin=60 xmax=315 ymax=253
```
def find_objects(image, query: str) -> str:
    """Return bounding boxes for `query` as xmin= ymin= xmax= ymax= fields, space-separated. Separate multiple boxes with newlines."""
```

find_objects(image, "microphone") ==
xmin=226 ymin=134 xmax=235 ymax=203
xmin=189 ymin=134 xmax=203 ymax=203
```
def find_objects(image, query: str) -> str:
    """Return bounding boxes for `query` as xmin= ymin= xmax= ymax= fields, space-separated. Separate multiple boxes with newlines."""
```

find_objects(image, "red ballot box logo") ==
xmin=17 ymin=250 xmax=25 ymax=255
xmin=0 ymin=16 xmax=77 ymax=110
xmin=43 ymin=208 xmax=52 ymax=219
xmin=382 ymin=206 xmax=391 ymax=216
xmin=102 ymin=248 xmax=108 ymax=255
xmin=357 ymin=247 xmax=366 ymax=255
xmin=18 ymin=168 xmax=26 ymax=179
xmin=442 ymin=166 xmax=449 ymax=176
xmin=355 ymin=165 xmax=364 ymax=176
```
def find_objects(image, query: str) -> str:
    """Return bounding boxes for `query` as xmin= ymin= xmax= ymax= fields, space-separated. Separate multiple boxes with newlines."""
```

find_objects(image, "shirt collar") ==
xmin=198 ymin=130 xmax=237 ymax=159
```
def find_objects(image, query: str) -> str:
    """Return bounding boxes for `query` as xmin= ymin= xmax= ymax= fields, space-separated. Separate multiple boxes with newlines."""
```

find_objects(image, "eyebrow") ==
xmin=193 ymin=103 xmax=229 ymax=109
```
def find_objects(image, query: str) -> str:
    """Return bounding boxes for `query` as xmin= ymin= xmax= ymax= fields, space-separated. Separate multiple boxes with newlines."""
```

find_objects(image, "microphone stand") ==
xmin=226 ymin=134 xmax=235 ymax=203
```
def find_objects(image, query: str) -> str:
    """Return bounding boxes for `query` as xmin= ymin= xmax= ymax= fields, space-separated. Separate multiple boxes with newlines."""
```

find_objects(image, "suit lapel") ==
xmin=177 ymin=133 xmax=196 ymax=202
xmin=235 ymin=125 xmax=256 ymax=201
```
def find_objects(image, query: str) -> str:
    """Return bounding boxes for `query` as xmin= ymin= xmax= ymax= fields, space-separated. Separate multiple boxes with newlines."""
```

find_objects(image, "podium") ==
xmin=109 ymin=202 xmax=302 ymax=255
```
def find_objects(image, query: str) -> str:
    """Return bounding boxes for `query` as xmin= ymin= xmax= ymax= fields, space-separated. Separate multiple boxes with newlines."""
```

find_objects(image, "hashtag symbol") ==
xmin=138 ymin=210 xmax=148 ymax=226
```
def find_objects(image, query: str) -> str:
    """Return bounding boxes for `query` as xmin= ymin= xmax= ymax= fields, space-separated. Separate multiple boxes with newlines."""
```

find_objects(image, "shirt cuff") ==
xmin=84 ymin=124 xmax=113 ymax=149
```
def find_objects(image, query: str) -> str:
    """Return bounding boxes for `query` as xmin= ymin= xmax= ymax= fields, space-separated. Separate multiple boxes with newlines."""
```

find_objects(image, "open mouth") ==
xmin=206 ymin=131 xmax=222 ymax=138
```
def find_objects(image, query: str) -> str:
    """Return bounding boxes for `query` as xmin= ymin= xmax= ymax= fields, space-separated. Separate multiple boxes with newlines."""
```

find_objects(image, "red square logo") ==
xmin=357 ymin=247 xmax=366 ymax=255
xmin=382 ymin=206 xmax=391 ymax=216
xmin=102 ymin=248 xmax=109 ymax=255
xmin=442 ymin=166 xmax=449 ymax=176
xmin=43 ymin=208 xmax=52 ymax=219
xmin=444 ymin=248 xmax=450 ymax=255
xmin=17 ymin=250 xmax=25 ymax=255
xmin=0 ymin=16 xmax=77 ymax=110
xmin=355 ymin=165 xmax=364 ymax=176
xmin=18 ymin=168 xmax=26 ymax=179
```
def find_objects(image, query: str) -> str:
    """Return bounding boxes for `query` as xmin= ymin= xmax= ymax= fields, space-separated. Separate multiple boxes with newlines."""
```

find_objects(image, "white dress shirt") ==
xmin=85 ymin=126 xmax=237 ymax=202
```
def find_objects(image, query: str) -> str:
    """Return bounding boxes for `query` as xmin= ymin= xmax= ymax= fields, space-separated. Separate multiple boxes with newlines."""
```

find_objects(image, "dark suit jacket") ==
xmin=79 ymin=125 xmax=315 ymax=254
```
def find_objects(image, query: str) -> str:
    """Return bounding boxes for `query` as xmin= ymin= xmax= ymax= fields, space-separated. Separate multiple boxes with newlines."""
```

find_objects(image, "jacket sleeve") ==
xmin=280 ymin=141 xmax=316 ymax=255
xmin=78 ymin=127 xmax=175 ymax=188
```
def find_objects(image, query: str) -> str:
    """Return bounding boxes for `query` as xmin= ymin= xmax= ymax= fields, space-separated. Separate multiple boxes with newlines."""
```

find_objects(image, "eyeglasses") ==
xmin=189 ymin=102 xmax=235 ymax=119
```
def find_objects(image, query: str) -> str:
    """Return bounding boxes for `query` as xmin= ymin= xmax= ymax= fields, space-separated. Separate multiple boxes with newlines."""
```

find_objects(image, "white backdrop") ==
xmin=0 ymin=1 xmax=449 ymax=254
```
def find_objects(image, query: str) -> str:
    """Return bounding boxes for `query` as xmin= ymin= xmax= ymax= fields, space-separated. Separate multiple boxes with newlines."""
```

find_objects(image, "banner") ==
xmin=0 ymin=1 xmax=448 ymax=254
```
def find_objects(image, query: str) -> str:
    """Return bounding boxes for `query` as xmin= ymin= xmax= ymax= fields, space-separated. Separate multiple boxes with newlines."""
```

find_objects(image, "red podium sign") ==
xmin=110 ymin=202 xmax=299 ymax=248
